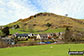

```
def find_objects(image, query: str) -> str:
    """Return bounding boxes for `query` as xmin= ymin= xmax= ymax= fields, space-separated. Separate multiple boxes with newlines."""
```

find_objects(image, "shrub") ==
xmin=1 ymin=27 xmax=9 ymax=36
xmin=27 ymin=42 xmax=37 ymax=46
xmin=46 ymin=23 xmax=51 ymax=27
xmin=0 ymin=39 xmax=8 ymax=48
xmin=64 ymin=27 xmax=73 ymax=42
xmin=0 ymin=31 xmax=5 ymax=37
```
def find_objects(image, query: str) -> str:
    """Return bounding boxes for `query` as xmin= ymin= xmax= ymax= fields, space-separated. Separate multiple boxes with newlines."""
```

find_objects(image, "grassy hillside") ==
xmin=9 ymin=28 xmax=65 ymax=34
xmin=0 ymin=44 xmax=84 ymax=56
xmin=6 ymin=12 xmax=84 ymax=33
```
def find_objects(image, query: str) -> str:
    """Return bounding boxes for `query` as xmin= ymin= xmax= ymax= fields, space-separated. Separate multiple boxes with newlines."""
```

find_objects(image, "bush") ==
xmin=0 ymin=31 xmax=5 ymax=37
xmin=64 ymin=27 xmax=84 ymax=42
xmin=27 ymin=41 xmax=37 ymax=46
xmin=46 ymin=23 xmax=51 ymax=27
xmin=64 ymin=27 xmax=73 ymax=42
xmin=13 ymin=25 xmax=20 ymax=29
xmin=1 ymin=27 xmax=9 ymax=36
xmin=0 ymin=40 xmax=8 ymax=48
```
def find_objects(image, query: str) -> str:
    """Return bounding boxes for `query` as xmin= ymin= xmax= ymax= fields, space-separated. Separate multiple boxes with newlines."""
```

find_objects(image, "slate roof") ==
xmin=39 ymin=34 xmax=48 ymax=37
xmin=15 ymin=34 xmax=28 ymax=37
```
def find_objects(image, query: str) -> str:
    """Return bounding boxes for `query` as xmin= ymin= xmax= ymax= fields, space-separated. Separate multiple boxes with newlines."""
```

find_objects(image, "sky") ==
xmin=0 ymin=0 xmax=84 ymax=25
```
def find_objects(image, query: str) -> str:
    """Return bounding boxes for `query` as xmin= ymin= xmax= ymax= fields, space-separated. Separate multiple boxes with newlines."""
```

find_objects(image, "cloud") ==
xmin=0 ymin=0 xmax=84 ymax=25
xmin=0 ymin=0 xmax=38 ymax=25
xmin=35 ymin=0 xmax=84 ymax=19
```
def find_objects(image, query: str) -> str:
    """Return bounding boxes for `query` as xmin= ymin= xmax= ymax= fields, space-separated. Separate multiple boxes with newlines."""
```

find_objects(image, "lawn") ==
xmin=0 ymin=44 xmax=84 ymax=56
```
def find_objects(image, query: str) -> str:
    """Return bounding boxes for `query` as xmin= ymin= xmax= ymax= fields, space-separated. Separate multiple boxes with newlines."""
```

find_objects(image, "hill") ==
xmin=6 ymin=12 xmax=84 ymax=33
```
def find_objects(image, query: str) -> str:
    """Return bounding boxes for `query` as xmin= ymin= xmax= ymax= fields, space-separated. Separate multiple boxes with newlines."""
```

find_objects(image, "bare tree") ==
xmin=64 ymin=26 xmax=73 ymax=42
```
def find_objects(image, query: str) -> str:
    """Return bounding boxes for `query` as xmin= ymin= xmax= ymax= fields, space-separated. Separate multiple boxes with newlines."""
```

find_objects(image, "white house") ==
xmin=36 ymin=34 xmax=48 ymax=40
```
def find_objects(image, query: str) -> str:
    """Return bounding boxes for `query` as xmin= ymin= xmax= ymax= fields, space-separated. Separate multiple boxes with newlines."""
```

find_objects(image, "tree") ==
xmin=1 ymin=27 xmax=9 ymax=36
xmin=0 ymin=39 xmax=8 ymax=48
xmin=46 ymin=23 xmax=51 ymax=27
xmin=65 ymin=14 xmax=68 ymax=17
xmin=0 ymin=31 xmax=5 ymax=37
xmin=13 ymin=25 xmax=20 ymax=29
xmin=66 ymin=26 xmax=70 ymax=31
xmin=64 ymin=26 xmax=73 ymax=42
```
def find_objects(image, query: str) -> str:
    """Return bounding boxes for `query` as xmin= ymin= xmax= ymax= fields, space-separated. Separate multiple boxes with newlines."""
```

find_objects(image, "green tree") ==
xmin=46 ymin=23 xmax=51 ymax=27
xmin=0 ymin=31 xmax=5 ymax=37
xmin=1 ymin=27 xmax=9 ymax=36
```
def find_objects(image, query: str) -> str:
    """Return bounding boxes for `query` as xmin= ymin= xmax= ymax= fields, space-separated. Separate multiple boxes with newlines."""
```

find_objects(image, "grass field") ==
xmin=0 ymin=44 xmax=84 ymax=56
xmin=9 ymin=28 xmax=65 ymax=34
xmin=9 ymin=29 xmax=29 ymax=34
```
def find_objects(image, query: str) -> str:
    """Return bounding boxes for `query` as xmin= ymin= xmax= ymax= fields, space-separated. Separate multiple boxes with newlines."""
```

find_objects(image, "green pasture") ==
xmin=0 ymin=44 xmax=84 ymax=56
xmin=9 ymin=28 xmax=65 ymax=34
